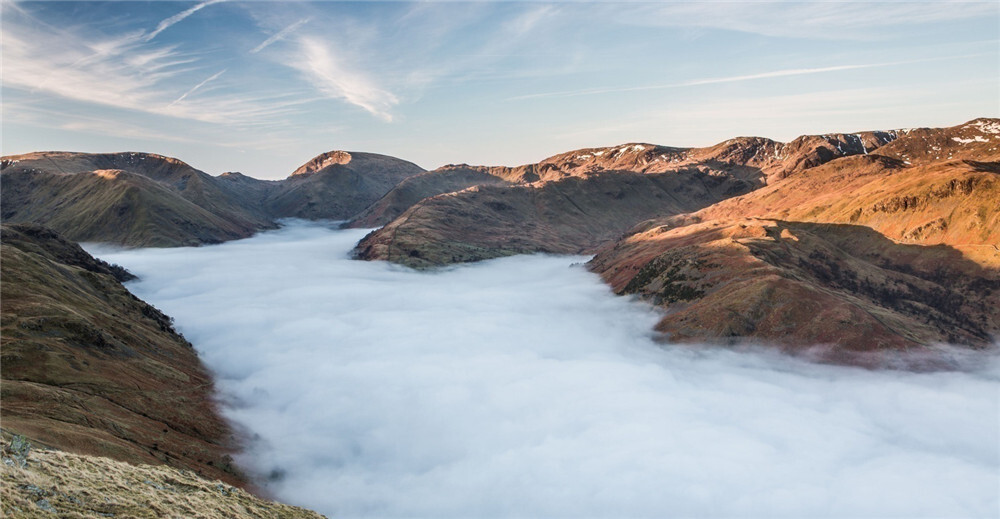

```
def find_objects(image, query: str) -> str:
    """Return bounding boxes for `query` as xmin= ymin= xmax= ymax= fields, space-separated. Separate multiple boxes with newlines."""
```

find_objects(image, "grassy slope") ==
xmin=0 ymin=437 xmax=325 ymax=518
xmin=1 ymin=224 xmax=243 ymax=486
xmin=588 ymin=121 xmax=1000 ymax=352
xmin=355 ymin=169 xmax=759 ymax=267
xmin=1 ymin=152 xmax=276 ymax=247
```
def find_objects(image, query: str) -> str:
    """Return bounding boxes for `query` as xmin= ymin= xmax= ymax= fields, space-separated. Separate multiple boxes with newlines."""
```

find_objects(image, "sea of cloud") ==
xmin=92 ymin=220 xmax=1000 ymax=518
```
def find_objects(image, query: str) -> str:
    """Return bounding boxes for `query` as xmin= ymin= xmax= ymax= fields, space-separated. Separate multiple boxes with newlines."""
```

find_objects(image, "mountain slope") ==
xmin=352 ymin=124 xmax=915 ymax=267
xmin=1 ymin=437 xmax=325 ymax=518
xmin=588 ymin=219 xmax=999 ymax=356
xmin=355 ymin=168 xmax=760 ymax=267
xmin=1 ymin=149 xmax=427 ymax=246
xmin=1 ymin=152 xmax=276 ymax=247
xmin=0 ymin=224 xmax=244 ymax=486
xmin=265 ymin=150 xmax=426 ymax=220
xmin=587 ymin=119 xmax=1000 ymax=353
xmin=348 ymin=164 xmax=521 ymax=228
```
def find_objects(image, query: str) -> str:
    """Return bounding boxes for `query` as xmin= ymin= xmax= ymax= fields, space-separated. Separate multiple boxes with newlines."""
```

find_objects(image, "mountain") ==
xmin=0 ymin=149 xmax=425 ymax=247
xmin=587 ymin=119 xmax=1000 ymax=354
xmin=352 ymin=125 xmax=915 ymax=267
xmin=346 ymin=130 xmax=916 ymax=231
xmin=347 ymin=164 xmax=522 ymax=228
xmin=1 ymin=152 xmax=276 ymax=247
xmin=589 ymin=219 xmax=998 ymax=358
xmin=353 ymin=118 xmax=999 ymax=354
xmin=4 ymin=119 xmax=995 ymax=357
xmin=354 ymin=169 xmax=760 ymax=266
xmin=0 ymin=224 xmax=244 ymax=486
xmin=264 ymin=150 xmax=426 ymax=220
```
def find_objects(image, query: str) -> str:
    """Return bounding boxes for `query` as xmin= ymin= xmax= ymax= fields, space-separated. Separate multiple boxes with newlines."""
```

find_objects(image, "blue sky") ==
xmin=2 ymin=1 xmax=998 ymax=179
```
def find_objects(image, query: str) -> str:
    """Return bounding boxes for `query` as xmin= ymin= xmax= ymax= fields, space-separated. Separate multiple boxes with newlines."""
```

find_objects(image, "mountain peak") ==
xmin=291 ymin=150 xmax=354 ymax=177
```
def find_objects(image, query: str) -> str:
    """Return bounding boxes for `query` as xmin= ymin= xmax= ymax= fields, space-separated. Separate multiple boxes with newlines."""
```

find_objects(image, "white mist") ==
xmin=94 ymin=221 xmax=1000 ymax=518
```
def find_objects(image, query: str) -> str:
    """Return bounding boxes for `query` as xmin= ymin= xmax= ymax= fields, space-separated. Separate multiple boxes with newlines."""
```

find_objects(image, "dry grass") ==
xmin=0 ymin=437 xmax=326 ymax=518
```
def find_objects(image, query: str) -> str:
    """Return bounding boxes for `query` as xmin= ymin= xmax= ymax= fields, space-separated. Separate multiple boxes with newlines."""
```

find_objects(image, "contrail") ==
xmin=509 ymin=53 xmax=993 ymax=101
xmin=251 ymin=17 xmax=313 ymax=54
xmin=168 ymin=69 xmax=226 ymax=107
xmin=143 ymin=0 xmax=227 ymax=42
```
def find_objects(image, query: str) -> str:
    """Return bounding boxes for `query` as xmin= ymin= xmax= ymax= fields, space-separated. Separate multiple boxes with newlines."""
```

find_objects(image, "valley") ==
xmin=2 ymin=118 xmax=998 ymax=517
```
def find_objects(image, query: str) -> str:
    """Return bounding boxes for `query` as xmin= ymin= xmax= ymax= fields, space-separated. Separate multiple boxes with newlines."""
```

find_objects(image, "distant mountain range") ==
xmin=1 ymin=150 xmax=424 ymax=246
xmin=2 ymin=119 xmax=997 ymax=511
xmin=353 ymin=119 xmax=1000 ymax=356
xmin=4 ymin=119 xmax=998 ymax=352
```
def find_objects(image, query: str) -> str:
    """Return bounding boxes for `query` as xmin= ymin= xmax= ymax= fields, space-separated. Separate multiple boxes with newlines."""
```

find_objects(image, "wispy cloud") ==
xmin=291 ymin=37 xmax=398 ymax=121
xmin=251 ymin=17 xmax=312 ymax=54
xmin=142 ymin=0 xmax=227 ymax=43
xmin=169 ymin=69 xmax=227 ymax=107
xmin=624 ymin=1 xmax=998 ymax=40
xmin=509 ymin=54 xmax=990 ymax=101
xmin=1 ymin=17 xmax=304 ymax=127
xmin=503 ymin=5 xmax=557 ymax=37
xmin=509 ymin=63 xmax=884 ymax=101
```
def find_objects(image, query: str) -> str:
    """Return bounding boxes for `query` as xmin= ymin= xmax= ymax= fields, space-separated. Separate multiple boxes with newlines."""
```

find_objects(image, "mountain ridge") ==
xmin=4 ymin=118 xmax=997 ymax=355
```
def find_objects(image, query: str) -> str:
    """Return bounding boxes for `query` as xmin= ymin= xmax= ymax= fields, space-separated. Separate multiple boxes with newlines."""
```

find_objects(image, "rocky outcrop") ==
xmin=0 ymin=224 xmax=244 ymax=486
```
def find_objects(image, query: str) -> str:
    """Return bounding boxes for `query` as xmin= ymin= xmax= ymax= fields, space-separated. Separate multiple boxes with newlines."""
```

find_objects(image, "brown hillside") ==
xmin=355 ymin=168 xmax=760 ymax=267
xmin=0 ymin=224 xmax=244 ymax=487
xmin=352 ymin=123 xmax=913 ymax=267
xmin=588 ymin=218 xmax=999 ymax=355
xmin=265 ymin=150 xmax=426 ymax=220
xmin=587 ymin=119 xmax=1000 ymax=353
xmin=1 ymin=152 xmax=276 ymax=247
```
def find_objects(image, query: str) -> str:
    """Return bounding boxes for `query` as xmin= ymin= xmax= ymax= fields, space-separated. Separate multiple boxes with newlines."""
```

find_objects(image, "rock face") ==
xmin=0 ymin=224 xmax=244 ymax=486
xmin=587 ymin=119 xmax=1000 ymax=353
xmin=0 ymin=437 xmax=325 ymax=518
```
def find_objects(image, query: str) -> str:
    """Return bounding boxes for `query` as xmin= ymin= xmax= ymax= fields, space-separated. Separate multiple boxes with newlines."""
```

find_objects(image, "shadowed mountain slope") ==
xmin=347 ymin=165 xmax=520 ymax=228
xmin=0 ymin=224 xmax=245 ymax=486
xmin=1 ymin=152 xmax=276 ymax=247
xmin=354 ymin=168 xmax=760 ymax=267
xmin=264 ymin=150 xmax=426 ymax=220
xmin=1 ymin=150 xmax=425 ymax=247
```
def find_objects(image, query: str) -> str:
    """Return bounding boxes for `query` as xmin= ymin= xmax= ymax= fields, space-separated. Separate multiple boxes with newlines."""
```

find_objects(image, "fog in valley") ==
xmin=92 ymin=221 xmax=1000 ymax=518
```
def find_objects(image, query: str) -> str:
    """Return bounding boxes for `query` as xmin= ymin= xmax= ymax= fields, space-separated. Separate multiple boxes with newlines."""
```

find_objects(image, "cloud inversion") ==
xmin=94 ymin=222 xmax=1000 ymax=518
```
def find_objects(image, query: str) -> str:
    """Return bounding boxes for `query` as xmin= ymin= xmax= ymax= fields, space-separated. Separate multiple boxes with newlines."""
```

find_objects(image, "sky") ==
xmin=91 ymin=221 xmax=1000 ymax=518
xmin=3 ymin=1 xmax=999 ymax=179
